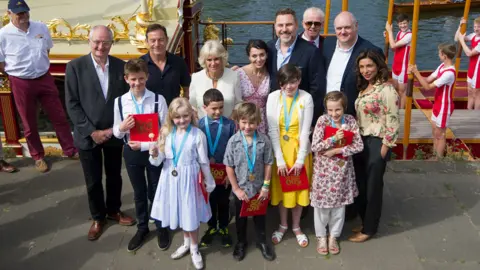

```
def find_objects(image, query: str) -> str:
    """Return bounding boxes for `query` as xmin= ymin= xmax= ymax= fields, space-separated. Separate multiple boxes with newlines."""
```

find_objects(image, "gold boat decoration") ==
xmin=203 ymin=18 xmax=233 ymax=45
xmin=0 ymin=77 xmax=11 ymax=93
xmin=46 ymin=18 xmax=91 ymax=42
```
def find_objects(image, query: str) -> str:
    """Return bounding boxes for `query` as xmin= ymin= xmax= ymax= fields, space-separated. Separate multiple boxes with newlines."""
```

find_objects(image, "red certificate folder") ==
xmin=198 ymin=172 xmax=209 ymax=203
xmin=240 ymin=194 xmax=269 ymax=217
xmin=322 ymin=126 xmax=354 ymax=158
xmin=129 ymin=113 xmax=159 ymax=142
xmin=210 ymin=163 xmax=227 ymax=185
xmin=278 ymin=166 xmax=309 ymax=192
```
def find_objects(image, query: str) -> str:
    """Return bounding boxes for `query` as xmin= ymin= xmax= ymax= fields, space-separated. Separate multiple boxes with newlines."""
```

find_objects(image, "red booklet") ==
xmin=198 ymin=172 xmax=209 ymax=203
xmin=278 ymin=166 xmax=309 ymax=192
xmin=210 ymin=163 xmax=227 ymax=185
xmin=240 ymin=194 xmax=269 ymax=217
xmin=322 ymin=126 xmax=354 ymax=158
xmin=129 ymin=113 xmax=159 ymax=142
xmin=280 ymin=166 xmax=310 ymax=192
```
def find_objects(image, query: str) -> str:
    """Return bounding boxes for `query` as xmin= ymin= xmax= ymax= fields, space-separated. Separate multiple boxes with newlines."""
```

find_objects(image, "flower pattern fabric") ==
xmin=354 ymin=83 xmax=400 ymax=148
xmin=310 ymin=114 xmax=363 ymax=208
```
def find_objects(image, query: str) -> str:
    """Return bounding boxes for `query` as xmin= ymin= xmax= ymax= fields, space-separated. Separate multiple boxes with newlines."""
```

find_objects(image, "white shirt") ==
xmin=113 ymin=89 xmax=168 ymax=151
xmin=429 ymin=64 xmax=456 ymax=88
xmin=91 ymin=54 xmax=109 ymax=99
xmin=326 ymin=39 xmax=357 ymax=93
xmin=0 ymin=21 xmax=53 ymax=79
xmin=466 ymin=33 xmax=480 ymax=52
xmin=275 ymin=37 xmax=298 ymax=69
xmin=301 ymin=32 xmax=320 ymax=48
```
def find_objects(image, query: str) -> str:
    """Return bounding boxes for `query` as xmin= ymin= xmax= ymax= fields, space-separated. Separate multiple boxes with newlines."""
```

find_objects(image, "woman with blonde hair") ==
xmin=189 ymin=40 xmax=243 ymax=118
xmin=149 ymin=97 xmax=215 ymax=269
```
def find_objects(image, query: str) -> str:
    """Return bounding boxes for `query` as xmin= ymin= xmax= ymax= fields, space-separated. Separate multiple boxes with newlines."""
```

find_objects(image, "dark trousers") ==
xmin=234 ymin=197 xmax=266 ymax=244
xmin=123 ymin=146 xmax=164 ymax=233
xmin=207 ymin=185 xmax=232 ymax=229
xmin=353 ymin=136 xmax=390 ymax=235
xmin=78 ymin=145 xmax=123 ymax=221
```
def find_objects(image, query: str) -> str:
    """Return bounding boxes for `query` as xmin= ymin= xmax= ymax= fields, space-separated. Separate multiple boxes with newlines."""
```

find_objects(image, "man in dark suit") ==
xmin=65 ymin=25 xmax=135 ymax=241
xmin=299 ymin=7 xmax=325 ymax=50
xmin=267 ymin=8 xmax=326 ymax=123
xmin=322 ymin=11 xmax=383 ymax=116
xmin=321 ymin=12 xmax=383 ymax=221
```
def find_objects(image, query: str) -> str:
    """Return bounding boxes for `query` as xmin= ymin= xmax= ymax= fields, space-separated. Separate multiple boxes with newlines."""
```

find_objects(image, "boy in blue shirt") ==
xmin=198 ymin=88 xmax=236 ymax=248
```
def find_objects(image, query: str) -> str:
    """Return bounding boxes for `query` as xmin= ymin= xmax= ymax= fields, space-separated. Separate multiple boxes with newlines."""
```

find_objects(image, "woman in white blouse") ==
xmin=189 ymin=40 xmax=242 ymax=118
xmin=266 ymin=64 xmax=314 ymax=248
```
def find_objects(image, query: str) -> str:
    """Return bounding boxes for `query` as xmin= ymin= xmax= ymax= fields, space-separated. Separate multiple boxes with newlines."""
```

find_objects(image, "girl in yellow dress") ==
xmin=266 ymin=64 xmax=314 ymax=248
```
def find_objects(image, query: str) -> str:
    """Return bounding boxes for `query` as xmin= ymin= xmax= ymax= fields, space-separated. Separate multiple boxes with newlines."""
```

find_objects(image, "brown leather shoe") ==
xmin=88 ymin=220 xmax=106 ymax=241
xmin=107 ymin=212 xmax=136 ymax=226
xmin=348 ymin=232 xmax=371 ymax=243
xmin=35 ymin=159 xmax=49 ymax=173
xmin=352 ymin=226 xmax=363 ymax=233
xmin=0 ymin=160 xmax=17 ymax=173
xmin=68 ymin=152 xmax=80 ymax=160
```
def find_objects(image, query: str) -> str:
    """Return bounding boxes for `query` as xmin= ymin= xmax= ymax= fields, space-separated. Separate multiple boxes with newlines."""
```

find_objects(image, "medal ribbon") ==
xmin=204 ymin=117 xmax=223 ymax=158
xmin=330 ymin=115 xmax=345 ymax=128
xmin=130 ymin=92 xmax=146 ymax=114
xmin=240 ymin=131 xmax=257 ymax=176
xmin=171 ymin=125 xmax=192 ymax=169
xmin=282 ymin=90 xmax=299 ymax=133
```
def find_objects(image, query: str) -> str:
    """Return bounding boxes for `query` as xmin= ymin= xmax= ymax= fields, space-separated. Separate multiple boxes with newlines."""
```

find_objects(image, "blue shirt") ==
xmin=275 ymin=36 xmax=298 ymax=70
xmin=198 ymin=116 xmax=236 ymax=163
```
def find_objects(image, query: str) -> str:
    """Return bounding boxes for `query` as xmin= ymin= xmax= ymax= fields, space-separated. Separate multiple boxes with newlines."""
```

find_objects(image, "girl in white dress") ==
xmin=149 ymin=97 xmax=215 ymax=270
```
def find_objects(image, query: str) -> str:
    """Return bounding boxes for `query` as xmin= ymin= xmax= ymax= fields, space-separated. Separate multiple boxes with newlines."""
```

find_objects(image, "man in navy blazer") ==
xmin=321 ymin=11 xmax=383 ymax=116
xmin=267 ymin=8 xmax=326 ymax=124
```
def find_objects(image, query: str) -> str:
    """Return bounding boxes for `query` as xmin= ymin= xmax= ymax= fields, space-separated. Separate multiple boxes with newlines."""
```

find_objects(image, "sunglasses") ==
xmin=305 ymin=21 xmax=322 ymax=27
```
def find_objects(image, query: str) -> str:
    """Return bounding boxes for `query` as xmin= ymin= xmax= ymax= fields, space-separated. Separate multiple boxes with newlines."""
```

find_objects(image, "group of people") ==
xmin=0 ymin=0 xmax=467 ymax=269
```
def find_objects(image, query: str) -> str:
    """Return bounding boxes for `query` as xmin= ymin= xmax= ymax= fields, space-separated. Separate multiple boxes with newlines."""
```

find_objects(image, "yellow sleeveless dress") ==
xmin=271 ymin=96 xmax=312 ymax=208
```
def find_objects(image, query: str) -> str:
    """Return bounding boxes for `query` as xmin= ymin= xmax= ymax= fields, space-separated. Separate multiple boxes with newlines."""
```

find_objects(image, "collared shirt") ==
xmin=141 ymin=52 xmax=191 ymax=105
xmin=113 ymin=89 xmax=168 ymax=151
xmin=223 ymin=131 xmax=274 ymax=199
xmin=91 ymin=54 xmax=109 ymax=99
xmin=198 ymin=116 xmax=236 ymax=163
xmin=301 ymin=32 xmax=320 ymax=48
xmin=0 ymin=21 xmax=53 ymax=79
xmin=275 ymin=36 xmax=298 ymax=70
xmin=326 ymin=38 xmax=358 ymax=93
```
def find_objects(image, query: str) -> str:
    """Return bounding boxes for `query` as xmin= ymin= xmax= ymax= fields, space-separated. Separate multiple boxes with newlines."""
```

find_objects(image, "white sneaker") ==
xmin=171 ymin=245 xmax=189 ymax=260
xmin=191 ymin=251 xmax=204 ymax=269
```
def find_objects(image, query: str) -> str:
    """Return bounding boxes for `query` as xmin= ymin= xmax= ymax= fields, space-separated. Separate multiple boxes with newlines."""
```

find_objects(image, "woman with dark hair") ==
xmin=238 ymin=39 xmax=270 ymax=134
xmin=349 ymin=49 xmax=400 ymax=243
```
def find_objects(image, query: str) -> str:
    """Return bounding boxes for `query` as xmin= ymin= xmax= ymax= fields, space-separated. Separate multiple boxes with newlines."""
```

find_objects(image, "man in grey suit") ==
xmin=65 ymin=25 xmax=135 ymax=241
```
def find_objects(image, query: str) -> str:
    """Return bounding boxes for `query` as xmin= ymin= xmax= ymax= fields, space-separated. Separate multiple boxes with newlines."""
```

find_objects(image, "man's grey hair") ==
xmin=88 ymin=25 xmax=113 ymax=41
xmin=303 ymin=7 xmax=325 ymax=21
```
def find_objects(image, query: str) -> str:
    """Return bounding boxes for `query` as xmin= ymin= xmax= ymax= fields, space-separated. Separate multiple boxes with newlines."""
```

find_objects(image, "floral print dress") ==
xmin=310 ymin=114 xmax=364 ymax=208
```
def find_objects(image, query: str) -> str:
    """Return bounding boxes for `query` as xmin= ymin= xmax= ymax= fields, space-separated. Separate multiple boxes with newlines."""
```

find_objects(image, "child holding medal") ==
xmin=149 ymin=97 xmax=215 ymax=270
xmin=310 ymin=91 xmax=363 ymax=255
xmin=224 ymin=102 xmax=275 ymax=261
xmin=198 ymin=89 xmax=236 ymax=248
xmin=266 ymin=63 xmax=314 ymax=248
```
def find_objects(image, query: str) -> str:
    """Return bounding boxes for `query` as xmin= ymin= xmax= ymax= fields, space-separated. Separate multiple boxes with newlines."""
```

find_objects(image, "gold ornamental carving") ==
xmin=203 ymin=18 xmax=233 ymax=45
xmin=0 ymin=77 xmax=11 ymax=93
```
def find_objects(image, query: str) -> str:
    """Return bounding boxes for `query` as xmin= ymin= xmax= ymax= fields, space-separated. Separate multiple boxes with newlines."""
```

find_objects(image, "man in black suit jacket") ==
xmin=65 ymin=25 xmax=135 ymax=241
xmin=321 ymin=11 xmax=383 ymax=116
xmin=267 ymin=8 xmax=326 ymax=124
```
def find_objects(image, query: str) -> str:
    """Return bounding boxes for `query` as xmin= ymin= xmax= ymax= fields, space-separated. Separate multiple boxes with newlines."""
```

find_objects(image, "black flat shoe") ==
xmin=157 ymin=229 xmax=171 ymax=250
xmin=232 ymin=242 xmax=247 ymax=261
xmin=128 ymin=230 xmax=148 ymax=252
xmin=256 ymin=242 xmax=275 ymax=261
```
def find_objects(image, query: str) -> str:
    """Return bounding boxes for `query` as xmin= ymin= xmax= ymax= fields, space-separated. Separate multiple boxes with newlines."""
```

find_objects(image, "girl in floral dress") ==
xmin=311 ymin=91 xmax=364 ymax=255
xmin=149 ymin=97 xmax=216 ymax=270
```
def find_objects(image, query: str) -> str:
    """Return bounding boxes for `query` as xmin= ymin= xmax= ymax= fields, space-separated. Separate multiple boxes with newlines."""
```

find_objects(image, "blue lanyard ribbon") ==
xmin=171 ymin=125 xmax=192 ymax=168
xmin=282 ymin=90 xmax=299 ymax=132
xmin=130 ymin=92 xmax=145 ymax=114
xmin=204 ymin=117 xmax=223 ymax=158
xmin=240 ymin=131 xmax=257 ymax=174
xmin=331 ymin=116 xmax=345 ymax=128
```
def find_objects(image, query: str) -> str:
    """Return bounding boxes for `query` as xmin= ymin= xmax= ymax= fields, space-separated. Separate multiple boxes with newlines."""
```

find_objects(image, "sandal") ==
xmin=271 ymin=224 xmax=288 ymax=245
xmin=292 ymin=227 xmax=309 ymax=248
xmin=328 ymin=236 xmax=340 ymax=255
xmin=316 ymin=237 xmax=328 ymax=255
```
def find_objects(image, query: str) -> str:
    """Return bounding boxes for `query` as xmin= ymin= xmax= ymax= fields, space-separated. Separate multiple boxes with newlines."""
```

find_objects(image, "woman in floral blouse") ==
xmin=349 ymin=49 xmax=400 ymax=243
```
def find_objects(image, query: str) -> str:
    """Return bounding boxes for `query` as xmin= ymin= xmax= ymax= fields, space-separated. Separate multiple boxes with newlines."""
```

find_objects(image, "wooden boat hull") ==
xmin=394 ymin=1 xmax=480 ymax=13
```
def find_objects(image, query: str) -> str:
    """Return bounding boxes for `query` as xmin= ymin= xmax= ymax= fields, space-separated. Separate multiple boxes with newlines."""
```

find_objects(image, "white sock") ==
xmin=190 ymin=243 xmax=199 ymax=254
xmin=184 ymin=237 xmax=191 ymax=247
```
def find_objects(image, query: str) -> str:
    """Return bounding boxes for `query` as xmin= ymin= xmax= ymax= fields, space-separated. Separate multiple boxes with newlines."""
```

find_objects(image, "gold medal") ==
xmin=171 ymin=169 xmax=178 ymax=177
xmin=337 ymin=160 xmax=345 ymax=167
xmin=249 ymin=173 xmax=255 ymax=181
xmin=283 ymin=135 xmax=289 ymax=141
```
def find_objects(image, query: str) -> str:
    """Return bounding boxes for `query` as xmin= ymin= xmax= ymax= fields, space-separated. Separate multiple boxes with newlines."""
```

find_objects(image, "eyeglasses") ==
xmin=90 ymin=40 xmax=113 ymax=46
xmin=305 ymin=21 xmax=322 ymax=28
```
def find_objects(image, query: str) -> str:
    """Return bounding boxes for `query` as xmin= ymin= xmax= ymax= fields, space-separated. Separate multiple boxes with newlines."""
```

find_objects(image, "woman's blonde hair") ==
xmin=157 ymin=97 xmax=198 ymax=152
xmin=198 ymin=40 xmax=228 ymax=68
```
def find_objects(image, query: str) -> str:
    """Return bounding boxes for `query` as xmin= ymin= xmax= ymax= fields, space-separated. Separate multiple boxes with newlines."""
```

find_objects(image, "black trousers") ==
xmin=207 ymin=185 xmax=232 ymax=229
xmin=123 ymin=146 xmax=164 ymax=233
xmin=353 ymin=136 xmax=390 ymax=236
xmin=234 ymin=197 xmax=266 ymax=244
xmin=78 ymin=145 xmax=123 ymax=221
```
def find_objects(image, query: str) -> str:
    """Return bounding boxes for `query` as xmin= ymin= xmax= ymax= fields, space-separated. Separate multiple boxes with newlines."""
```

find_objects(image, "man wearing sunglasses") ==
xmin=300 ymin=7 xmax=325 ymax=49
